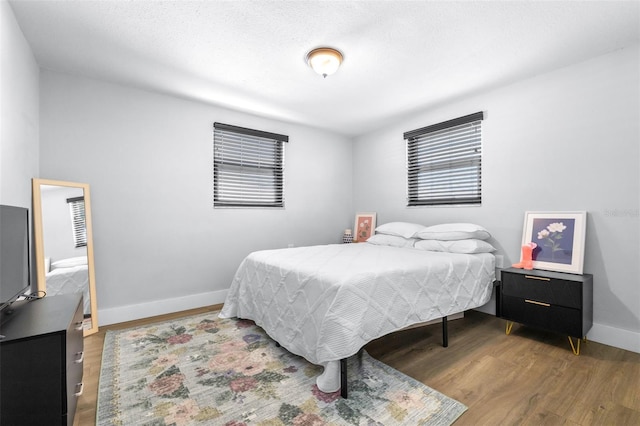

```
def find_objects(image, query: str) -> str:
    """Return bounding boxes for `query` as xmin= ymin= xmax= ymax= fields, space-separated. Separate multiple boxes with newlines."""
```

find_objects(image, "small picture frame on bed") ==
xmin=354 ymin=212 xmax=376 ymax=242
xmin=520 ymin=211 xmax=587 ymax=274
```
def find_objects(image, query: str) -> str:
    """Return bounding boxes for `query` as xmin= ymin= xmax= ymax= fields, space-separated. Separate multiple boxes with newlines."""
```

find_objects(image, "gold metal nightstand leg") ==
xmin=505 ymin=321 xmax=514 ymax=335
xmin=568 ymin=336 xmax=581 ymax=355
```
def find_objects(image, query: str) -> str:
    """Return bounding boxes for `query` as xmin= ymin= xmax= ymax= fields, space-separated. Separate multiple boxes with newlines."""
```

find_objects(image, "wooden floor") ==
xmin=75 ymin=307 xmax=640 ymax=425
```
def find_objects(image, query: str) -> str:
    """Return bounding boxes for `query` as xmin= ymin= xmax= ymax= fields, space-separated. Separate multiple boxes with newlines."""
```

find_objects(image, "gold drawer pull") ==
xmin=525 ymin=299 xmax=550 ymax=307
xmin=525 ymin=275 xmax=551 ymax=281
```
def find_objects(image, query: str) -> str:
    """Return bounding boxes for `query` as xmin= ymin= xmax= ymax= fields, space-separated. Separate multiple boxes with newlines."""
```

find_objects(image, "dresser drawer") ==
xmin=0 ymin=294 xmax=84 ymax=425
xmin=66 ymin=297 xmax=85 ymax=426
xmin=502 ymin=271 xmax=582 ymax=309
xmin=502 ymin=295 xmax=583 ymax=337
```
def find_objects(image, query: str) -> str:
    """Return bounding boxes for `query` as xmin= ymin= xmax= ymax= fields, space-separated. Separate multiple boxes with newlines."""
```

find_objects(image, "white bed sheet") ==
xmin=219 ymin=243 xmax=495 ymax=366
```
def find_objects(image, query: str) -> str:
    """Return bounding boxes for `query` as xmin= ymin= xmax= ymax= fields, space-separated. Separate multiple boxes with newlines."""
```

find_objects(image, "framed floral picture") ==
xmin=354 ymin=212 xmax=376 ymax=242
xmin=520 ymin=211 xmax=587 ymax=274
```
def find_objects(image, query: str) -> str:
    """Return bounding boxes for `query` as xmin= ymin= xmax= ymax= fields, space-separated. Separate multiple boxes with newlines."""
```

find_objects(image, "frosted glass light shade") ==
xmin=306 ymin=47 xmax=343 ymax=78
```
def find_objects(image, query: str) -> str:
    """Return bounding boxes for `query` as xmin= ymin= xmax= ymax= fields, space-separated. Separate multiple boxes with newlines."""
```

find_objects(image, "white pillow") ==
xmin=415 ymin=223 xmax=491 ymax=241
xmin=415 ymin=239 xmax=496 ymax=254
xmin=50 ymin=256 xmax=88 ymax=270
xmin=374 ymin=222 xmax=426 ymax=239
xmin=366 ymin=234 xmax=417 ymax=248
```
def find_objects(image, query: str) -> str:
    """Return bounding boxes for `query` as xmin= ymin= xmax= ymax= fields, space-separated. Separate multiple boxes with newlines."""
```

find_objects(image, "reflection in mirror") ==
xmin=32 ymin=179 xmax=99 ymax=336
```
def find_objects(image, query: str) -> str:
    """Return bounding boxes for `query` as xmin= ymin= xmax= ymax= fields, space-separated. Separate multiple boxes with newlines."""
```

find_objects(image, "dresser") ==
xmin=500 ymin=267 xmax=593 ymax=355
xmin=0 ymin=293 xmax=84 ymax=426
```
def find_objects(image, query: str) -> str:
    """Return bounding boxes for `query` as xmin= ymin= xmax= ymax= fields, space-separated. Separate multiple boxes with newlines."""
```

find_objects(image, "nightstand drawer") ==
xmin=502 ymin=272 xmax=581 ymax=309
xmin=502 ymin=295 xmax=583 ymax=337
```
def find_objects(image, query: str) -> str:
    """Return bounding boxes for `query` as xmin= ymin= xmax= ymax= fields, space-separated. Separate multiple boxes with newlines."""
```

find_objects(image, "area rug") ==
xmin=96 ymin=311 xmax=467 ymax=425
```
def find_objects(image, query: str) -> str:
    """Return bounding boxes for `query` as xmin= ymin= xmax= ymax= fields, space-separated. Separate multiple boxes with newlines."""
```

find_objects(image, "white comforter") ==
xmin=46 ymin=264 xmax=90 ymax=315
xmin=220 ymin=243 xmax=495 ymax=367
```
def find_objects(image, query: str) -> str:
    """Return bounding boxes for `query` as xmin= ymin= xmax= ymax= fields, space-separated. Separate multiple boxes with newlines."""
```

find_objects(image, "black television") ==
xmin=0 ymin=205 xmax=31 ymax=312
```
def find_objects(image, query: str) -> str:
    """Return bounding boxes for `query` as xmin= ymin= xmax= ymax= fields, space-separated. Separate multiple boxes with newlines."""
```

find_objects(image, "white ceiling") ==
xmin=9 ymin=1 xmax=640 ymax=137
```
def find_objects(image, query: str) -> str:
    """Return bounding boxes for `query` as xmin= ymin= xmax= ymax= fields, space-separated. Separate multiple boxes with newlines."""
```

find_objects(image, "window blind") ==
xmin=404 ymin=112 xmax=484 ymax=206
xmin=213 ymin=122 xmax=287 ymax=208
xmin=66 ymin=196 xmax=87 ymax=248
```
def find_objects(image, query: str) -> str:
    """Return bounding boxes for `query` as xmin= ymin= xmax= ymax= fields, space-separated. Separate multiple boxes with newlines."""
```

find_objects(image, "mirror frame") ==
xmin=32 ymin=178 xmax=99 ymax=336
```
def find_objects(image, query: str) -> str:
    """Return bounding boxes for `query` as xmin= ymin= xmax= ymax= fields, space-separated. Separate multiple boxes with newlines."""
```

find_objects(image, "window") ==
xmin=404 ymin=112 xmax=484 ymax=206
xmin=213 ymin=122 xmax=287 ymax=208
xmin=67 ymin=196 xmax=87 ymax=248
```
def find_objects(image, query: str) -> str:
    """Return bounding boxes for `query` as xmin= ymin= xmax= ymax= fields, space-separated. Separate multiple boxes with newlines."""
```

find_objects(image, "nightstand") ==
xmin=500 ymin=267 xmax=593 ymax=355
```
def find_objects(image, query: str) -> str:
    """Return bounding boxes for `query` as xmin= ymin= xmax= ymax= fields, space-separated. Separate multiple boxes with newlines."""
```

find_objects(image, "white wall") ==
xmin=0 ymin=0 xmax=39 ymax=207
xmin=1 ymin=0 xmax=39 ymax=293
xmin=41 ymin=186 xmax=86 ymax=262
xmin=352 ymin=45 xmax=640 ymax=353
xmin=39 ymin=70 xmax=354 ymax=324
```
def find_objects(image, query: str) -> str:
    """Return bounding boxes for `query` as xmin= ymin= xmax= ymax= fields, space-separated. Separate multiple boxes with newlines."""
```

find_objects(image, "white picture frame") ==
xmin=520 ymin=211 xmax=587 ymax=274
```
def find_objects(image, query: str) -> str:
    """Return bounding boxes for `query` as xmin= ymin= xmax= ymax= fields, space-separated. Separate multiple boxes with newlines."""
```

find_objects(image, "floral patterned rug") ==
xmin=96 ymin=311 xmax=466 ymax=425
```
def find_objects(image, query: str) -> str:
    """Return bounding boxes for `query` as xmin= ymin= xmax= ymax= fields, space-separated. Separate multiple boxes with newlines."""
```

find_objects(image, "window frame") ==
xmin=67 ymin=196 xmax=87 ymax=248
xmin=404 ymin=112 xmax=484 ymax=207
xmin=213 ymin=122 xmax=288 ymax=208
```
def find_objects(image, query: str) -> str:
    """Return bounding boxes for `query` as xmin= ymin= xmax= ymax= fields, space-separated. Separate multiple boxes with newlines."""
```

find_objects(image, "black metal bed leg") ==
xmin=442 ymin=315 xmax=448 ymax=347
xmin=340 ymin=358 xmax=348 ymax=398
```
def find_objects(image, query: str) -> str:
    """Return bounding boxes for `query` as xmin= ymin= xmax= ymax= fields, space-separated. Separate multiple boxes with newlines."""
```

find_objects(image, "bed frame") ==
xmin=273 ymin=315 xmax=449 ymax=399
xmin=338 ymin=316 xmax=448 ymax=398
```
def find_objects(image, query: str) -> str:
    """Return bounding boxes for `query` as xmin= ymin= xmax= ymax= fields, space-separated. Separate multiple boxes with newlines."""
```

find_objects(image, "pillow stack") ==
xmin=368 ymin=221 xmax=496 ymax=254
xmin=367 ymin=222 xmax=424 ymax=248
xmin=414 ymin=223 xmax=495 ymax=254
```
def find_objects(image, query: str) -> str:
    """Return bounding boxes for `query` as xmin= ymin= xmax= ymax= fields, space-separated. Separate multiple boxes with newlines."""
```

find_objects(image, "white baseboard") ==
xmin=98 ymin=291 xmax=462 ymax=329
xmin=587 ymin=322 xmax=640 ymax=354
xmin=97 ymin=291 xmax=640 ymax=355
xmin=97 ymin=289 xmax=228 ymax=326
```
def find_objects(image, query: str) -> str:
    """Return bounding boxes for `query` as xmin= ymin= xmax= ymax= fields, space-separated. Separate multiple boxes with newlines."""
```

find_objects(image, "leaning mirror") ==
xmin=32 ymin=178 xmax=99 ymax=336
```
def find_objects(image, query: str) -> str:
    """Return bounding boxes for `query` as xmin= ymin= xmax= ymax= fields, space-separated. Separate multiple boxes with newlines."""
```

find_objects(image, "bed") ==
xmin=45 ymin=256 xmax=91 ymax=315
xmin=220 ymin=222 xmax=496 ymax=396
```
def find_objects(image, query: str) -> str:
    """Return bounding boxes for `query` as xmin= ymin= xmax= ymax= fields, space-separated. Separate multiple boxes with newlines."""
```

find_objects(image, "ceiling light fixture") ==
xmin=306 ymin=47 xmax=343 ymax=78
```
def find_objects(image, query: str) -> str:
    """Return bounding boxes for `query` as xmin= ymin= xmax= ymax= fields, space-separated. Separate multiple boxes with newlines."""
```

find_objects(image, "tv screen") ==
xmin=0 ymin=205 xmax=31 ymax=311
